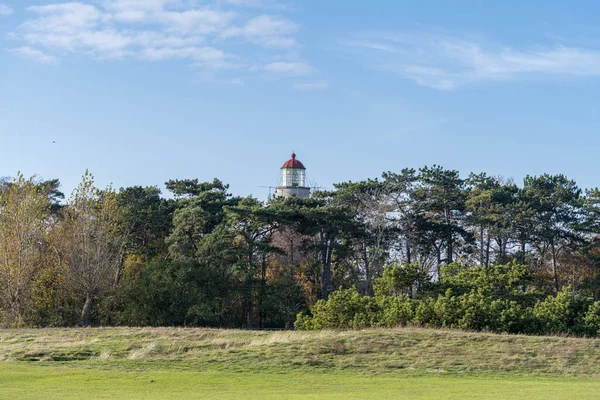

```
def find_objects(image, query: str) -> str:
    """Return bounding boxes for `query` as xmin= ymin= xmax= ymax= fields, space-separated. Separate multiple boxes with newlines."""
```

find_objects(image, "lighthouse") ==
xmin=276 ymin=152 xmax=310 ymax=199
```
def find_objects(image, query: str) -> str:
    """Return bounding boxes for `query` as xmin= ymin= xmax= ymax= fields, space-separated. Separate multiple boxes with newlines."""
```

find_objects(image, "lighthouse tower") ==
xmin=276 ymin=152 xmax=310 ymax=199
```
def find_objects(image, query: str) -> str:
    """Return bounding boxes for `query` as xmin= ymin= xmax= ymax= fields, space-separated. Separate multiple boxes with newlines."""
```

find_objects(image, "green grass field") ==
xmin=1 ymin=327 xmax=600 ymax=399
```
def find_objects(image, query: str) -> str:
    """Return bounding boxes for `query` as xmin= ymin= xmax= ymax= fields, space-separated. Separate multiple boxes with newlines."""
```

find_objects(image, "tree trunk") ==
xmin=321 ymin=235 xmax=334 ymax=300
xmin=363 ymin=243 xmax=372 ymax=296
xmin=245 ymin=271 xmax=253 ymax=330
xmin=258 ymin=255 xmax=267 ymax=329
xmin=496 ymin=237 xmax=506 ymax=265
xmin=446 ymin=236 xmax=453 ymax=264
xmin=81 ymin=294 xmax=93 ymax=327
xmin=246 ymin=299 xmax=253 ymax=330
xmin=406 ymin=239 xmax=412 ymax=264
xmin=10 ymin=286 xmax=21 ymax=327
xmin=478 ymin=225 xmax=484 ymax=267
xmin=485 ymin=233 xmax=491 ymax=268
xmin=114 ymin=251 xmax=125 ymax=286
xmin=436 ymin=247 xmax=442 ymax=281
xmin=551 ymin=240 xmax=559 ymax=293
xmin=245 ymin=243 xmax=254 ymax=330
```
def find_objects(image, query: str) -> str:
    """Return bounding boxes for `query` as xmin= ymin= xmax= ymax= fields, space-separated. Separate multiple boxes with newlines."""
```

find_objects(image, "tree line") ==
xmin=2 ymin=166 xmax=600 ymax=334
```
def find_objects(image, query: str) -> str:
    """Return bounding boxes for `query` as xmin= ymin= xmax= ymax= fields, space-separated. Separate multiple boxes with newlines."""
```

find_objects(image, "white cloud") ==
xmin=24 ymin=3 xmax=108 ymax=33
xmin=8 ymin=0 xmax=315 ymax=83
xmin=265 ymin=61 xmax=315 ymax=75
xmin=0 ymin=3 xmax=13 ymax=16
xmin=222 ymin=15 xmax=298 ymax=48
xmin=343 ymin=33 xmax=600 ymax=90
xmin=11 ymin=46 xmax=58 ymax=64
xmin=159 ymin=10 xmax=235 ymax=34
xmin=217 ymin=0 xmax=293 ymax=10
xmin=103 ymin=1 xmax=236 ymax=33
xmin=293 ymin=80 xmax=330 ymax=90
xmin=140 ymin=46 xmax=233 ymax=69
xmin=220 ymin=0 xmax=262 ymax=5
xmin=20 ymin=2 xmax=228 ymax=57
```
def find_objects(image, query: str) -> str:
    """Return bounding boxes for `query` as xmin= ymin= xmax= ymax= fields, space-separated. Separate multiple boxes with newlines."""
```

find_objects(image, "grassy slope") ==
xmin=1 ymin=327 xmax=600 ymax=399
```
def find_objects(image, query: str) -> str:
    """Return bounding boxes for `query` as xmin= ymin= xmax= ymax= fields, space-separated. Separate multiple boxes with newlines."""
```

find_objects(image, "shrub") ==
xmin=374 ymin=263 xmax=432 ymax=299
xmin=375 ymin=295 xmax=415 ymax=327
xmin=294 ymin=287 xmax=378 ymax=330
xmin=583 ymin=301 xmax=600 ymax=335
xmin=441 ymin=262 xmax=539 ymax=305
xmin=412 ymin=288 xmax=537 ymax=334
xmin=296 ymin=266 xmax=598 ymax=337
xmin=533 ymin=286 xmax=593 ymax=335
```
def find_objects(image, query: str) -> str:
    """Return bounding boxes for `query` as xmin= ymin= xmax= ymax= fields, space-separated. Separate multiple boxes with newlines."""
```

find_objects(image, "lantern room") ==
xmin=276 ymin=153 xmax=310 ymax=199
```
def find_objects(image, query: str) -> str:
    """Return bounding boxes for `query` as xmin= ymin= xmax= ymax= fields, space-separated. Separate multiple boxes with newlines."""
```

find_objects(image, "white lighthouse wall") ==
xmin=276 ymin=186 xmax=310 ymax=199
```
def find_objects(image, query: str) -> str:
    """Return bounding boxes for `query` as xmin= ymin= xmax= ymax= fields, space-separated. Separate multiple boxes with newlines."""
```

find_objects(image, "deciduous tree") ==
xmin=0 ymin=174 xmax=51 ymax=326
xmin=56 ymin=171 xmax=123 ymax=326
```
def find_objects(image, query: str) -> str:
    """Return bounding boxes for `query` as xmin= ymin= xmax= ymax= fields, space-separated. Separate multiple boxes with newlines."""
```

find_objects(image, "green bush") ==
xmin=375 ymin=295 xmax=415 ymax=327
xmin=295 ymin=287 xmax=378 ymax=330
xmin=374 ymin=263 xmax=432 ymax=299
xmin=410 ymin=289 xmax=536 ymax=333
xmin=295 ymin=264 xmax=600 ymax=337
xmin=116 ymin=258 xmax=228 ymax=326
xmin=441 ymin=262 xmax=539 ymax=305
xmin=583 ymin=301 xmax=600 ymax=335
xmin=533 ymin=286 xmax=593 ymax=335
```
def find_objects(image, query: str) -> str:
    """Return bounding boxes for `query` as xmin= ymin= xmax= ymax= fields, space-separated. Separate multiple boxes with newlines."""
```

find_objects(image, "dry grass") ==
xmin=1 ymin=326 xmax=600 ymax=375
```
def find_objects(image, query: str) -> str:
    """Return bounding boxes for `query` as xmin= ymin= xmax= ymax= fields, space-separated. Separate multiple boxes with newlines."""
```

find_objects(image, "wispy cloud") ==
xmin=217 ymin=0 xmax=293 ymax=9
xmin=265 ymin=61 xmax=316 ymax=75
xmin=0 ymin=3 xmax=13 ymax=16
xmin=7 ymin=0 xmax=319 ymax=85
xmin=10 ymin=46 xmax=58 ymax=64
xmin=293 ymin=80 xmax=330 ymax=90
xmin=343 ymin=32 xmax=600 ymax=90
xmin=222 ymin=15 xmax=298 ymax=48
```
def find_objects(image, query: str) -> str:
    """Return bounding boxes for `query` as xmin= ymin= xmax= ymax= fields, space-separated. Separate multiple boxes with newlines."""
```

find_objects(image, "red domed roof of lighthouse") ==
xmin=281 ymin=152 xmax=306 ymax=169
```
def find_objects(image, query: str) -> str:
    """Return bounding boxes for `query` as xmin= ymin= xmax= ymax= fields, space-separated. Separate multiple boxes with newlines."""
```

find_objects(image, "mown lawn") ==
xmin=4 ymin=364 xmax=600 ymax=399
xmin=2 ymin=364 xmax=600 ymax=399
xmin=1 ymin=327 xmax=600 ymax=399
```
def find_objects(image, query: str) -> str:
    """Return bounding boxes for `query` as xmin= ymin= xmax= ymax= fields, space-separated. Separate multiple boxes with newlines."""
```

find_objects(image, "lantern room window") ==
xmin=282 ymin=168 xmax=305 ymax=187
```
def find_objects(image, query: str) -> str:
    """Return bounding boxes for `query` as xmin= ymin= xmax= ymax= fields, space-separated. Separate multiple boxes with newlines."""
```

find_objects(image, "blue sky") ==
xmin=2 ymin=0 xmax=600 ymax=199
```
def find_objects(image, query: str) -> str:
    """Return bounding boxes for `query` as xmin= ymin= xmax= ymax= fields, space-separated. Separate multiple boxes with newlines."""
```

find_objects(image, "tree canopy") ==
xmin=2 ymin=166 xmax=600 ymax=335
